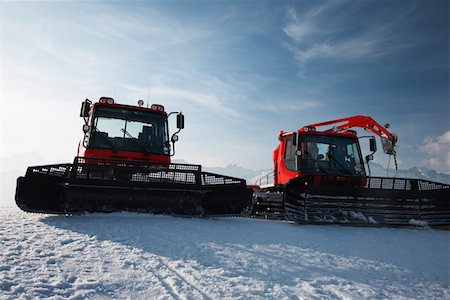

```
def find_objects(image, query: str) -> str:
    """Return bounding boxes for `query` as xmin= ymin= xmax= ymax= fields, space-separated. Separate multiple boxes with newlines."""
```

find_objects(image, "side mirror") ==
xmin=171 ymin=134 xmax=179 ymax=143
xmin=82 ymin=124 xmax=90 ymax=133
xmin=176 ymin=113 xmax=185 ymax=129
xmin=80 ymin=99 xmax=91 ymax=118
xmin=369 ymin=137 xmax=377 ymax=152
xmin=292 ymin=132 xmax=297 ymax=146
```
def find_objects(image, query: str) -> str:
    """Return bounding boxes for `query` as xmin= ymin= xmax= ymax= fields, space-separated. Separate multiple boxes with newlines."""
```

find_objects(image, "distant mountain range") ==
xmin=367 ymin=162 xmax=450 ymax=185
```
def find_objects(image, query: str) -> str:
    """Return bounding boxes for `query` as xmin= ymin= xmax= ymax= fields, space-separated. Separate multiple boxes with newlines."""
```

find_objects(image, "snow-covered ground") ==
xmin=1 ymin=209 xmax=448 ymax=299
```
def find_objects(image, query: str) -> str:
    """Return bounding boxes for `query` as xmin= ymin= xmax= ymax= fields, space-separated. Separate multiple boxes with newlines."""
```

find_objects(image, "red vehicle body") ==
xmin=77 ymin=97 xmax=182 ymax=163
xmin=272 ymin=115 xmax=397 ymax=186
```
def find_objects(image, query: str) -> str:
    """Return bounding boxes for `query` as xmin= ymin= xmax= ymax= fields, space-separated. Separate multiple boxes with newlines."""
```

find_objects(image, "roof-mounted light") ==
xmin=151 ymin=104 xmax=165 ymax=112
xmin=99 ymin=97 xmax=114 ymax=104
xmin=138 ymin=100 xmax=144 ymax=107
xmin=301 ymin=126 xmax=316 ymax=132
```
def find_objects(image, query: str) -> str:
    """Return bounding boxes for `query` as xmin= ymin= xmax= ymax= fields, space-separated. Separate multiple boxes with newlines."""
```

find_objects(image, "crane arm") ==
xmin=301 ymin=115 xmax=398 ymax=155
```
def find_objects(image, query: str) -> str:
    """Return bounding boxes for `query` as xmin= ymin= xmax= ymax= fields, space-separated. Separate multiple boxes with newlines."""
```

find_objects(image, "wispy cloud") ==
xmin=122 ymin=83 xmax=239 ymax=119
xmin=5 ymin=3 xmax=212 ymax=78
xmin=282 ymin=1 xmax=415 ymax=64
xmin=283 ymin=7 xmax=315 ymax=45
xmin=257 ymin=99 xmax=323 ymax=114
xmin=283 ymin=2 xmax=339 ymax=45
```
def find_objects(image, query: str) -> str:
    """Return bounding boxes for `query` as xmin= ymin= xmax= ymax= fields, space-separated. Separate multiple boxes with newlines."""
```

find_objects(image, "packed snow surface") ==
xmin=1 ymin=210 xmax=449 ymax=299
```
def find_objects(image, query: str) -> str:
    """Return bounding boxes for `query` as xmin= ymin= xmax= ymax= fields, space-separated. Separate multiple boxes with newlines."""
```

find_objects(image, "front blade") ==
xmin=284 ymin=175 xmax=450 ymax=227
xmin=15 ymin=157 xmax=252 ymax=216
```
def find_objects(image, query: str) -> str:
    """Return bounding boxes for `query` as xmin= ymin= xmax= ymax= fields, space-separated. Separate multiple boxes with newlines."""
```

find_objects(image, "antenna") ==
xmin=147 ymin=88 xmax=150 ymax=108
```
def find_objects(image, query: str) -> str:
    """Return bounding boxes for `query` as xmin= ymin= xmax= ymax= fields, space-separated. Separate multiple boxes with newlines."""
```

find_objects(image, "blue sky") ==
xmin=1 ymin=0 xmax=449 ymax=172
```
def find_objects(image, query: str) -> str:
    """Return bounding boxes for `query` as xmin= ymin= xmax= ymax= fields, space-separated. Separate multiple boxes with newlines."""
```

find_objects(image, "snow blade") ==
xmin=283 ymin=175 xmax=450 ymax=227
xmin=15 ymin=157 xmax=252 ymax=216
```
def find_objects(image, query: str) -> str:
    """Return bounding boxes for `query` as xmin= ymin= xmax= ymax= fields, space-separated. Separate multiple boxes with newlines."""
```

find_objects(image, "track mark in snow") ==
xmin=144 ymin=261 xmax=183 ymax=300
xmin=141 ymin=253 xmax=214 ymax=300
xmin=156 ymin=258 xmax=213 ymax=300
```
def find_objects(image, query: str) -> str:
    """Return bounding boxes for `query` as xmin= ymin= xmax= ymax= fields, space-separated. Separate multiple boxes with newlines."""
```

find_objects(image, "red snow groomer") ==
xmin=15 ymin=97 xmax=252 ymax=215
xmin=252 ymin=116 xmax=450 ymax=228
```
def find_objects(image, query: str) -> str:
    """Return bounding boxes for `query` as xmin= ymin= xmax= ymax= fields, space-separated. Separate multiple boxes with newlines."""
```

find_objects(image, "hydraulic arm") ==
xmin=303 ymin=115 xmax=397 ymax=154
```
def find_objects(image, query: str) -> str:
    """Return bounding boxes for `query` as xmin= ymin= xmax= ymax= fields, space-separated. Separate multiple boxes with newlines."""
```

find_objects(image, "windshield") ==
xmin=299 ymin=134 xmax=365 ymax=175
xmin=88 ymin=105 xmax=169 ymax=155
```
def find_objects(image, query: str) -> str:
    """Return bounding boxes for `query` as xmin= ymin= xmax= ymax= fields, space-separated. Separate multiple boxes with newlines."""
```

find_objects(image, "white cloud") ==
xmin=283 ymin=1 xmax=339 ymax=44
xmin=122 ymin=83 xmax=239 ymax=119
xmin=282 ymin=2 xmax=413 ymax=64
xmin=283 ymin=7 xmax=315 ymax=44
xmin=3 ymin=2 xmax=212 ymax=82
xmin=258 ymin=99 xmax=323 ymax=114
xmin=420 ymin=131 xmax=450 ymax=174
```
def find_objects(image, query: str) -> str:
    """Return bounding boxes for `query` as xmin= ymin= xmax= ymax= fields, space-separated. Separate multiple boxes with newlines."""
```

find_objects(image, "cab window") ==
xmin=284 ymin=136 xmax=297 ymax=171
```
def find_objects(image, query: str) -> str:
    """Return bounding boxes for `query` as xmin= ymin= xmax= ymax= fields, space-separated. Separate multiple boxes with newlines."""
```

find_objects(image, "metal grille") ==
xmin=131 ymin=171 xmax=197 ymax=184
xmin=26 ymin=157 xmax=246 ymax=187
xmin=368 ymin=177 xmax=414 ymax=191
xmin=367 ymin=177 xmax=382 ymax=189
xmin=309 ymin=175 xmax=449 ymax=192
xmin=381 ymin=178 xmax=394 ymax=189
xmin=71 ymin=157 xmax=202 ymax=185
xmin=202 ymin=172 xmax=245 ymax=186
xmin=418 ymin=180 xmax=450 ymax=191
xmin=393 ymin=179 xmax=407 ymax=190
xmin=28 ymin=164 xmax=72 ymax=177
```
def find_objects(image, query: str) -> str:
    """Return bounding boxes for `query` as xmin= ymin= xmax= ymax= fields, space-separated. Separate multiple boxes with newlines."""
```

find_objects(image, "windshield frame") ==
xmin=297 ymin=133 xmax=366 ymax=176
xmin=87 ymin=104 xmax=170 ymax=155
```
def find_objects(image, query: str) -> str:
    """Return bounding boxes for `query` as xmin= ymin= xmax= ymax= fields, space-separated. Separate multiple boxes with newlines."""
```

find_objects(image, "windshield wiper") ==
xmin=305 ymin=152 xmax=328 ymax=174
xmin=328 ymin=153 xmax=352 ymax=176
xmin=93 ymin=128 xmax=118 ymax=153
xmin=121 ymin=128 xmax=150 ymax=155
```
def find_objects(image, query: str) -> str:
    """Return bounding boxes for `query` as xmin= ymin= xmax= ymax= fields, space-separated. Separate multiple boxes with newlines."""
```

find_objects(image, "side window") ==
xmin=346 ymin=144 xmax=353 ymax=157
xmin=284 ymin=136 xmax=296 ymax=171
